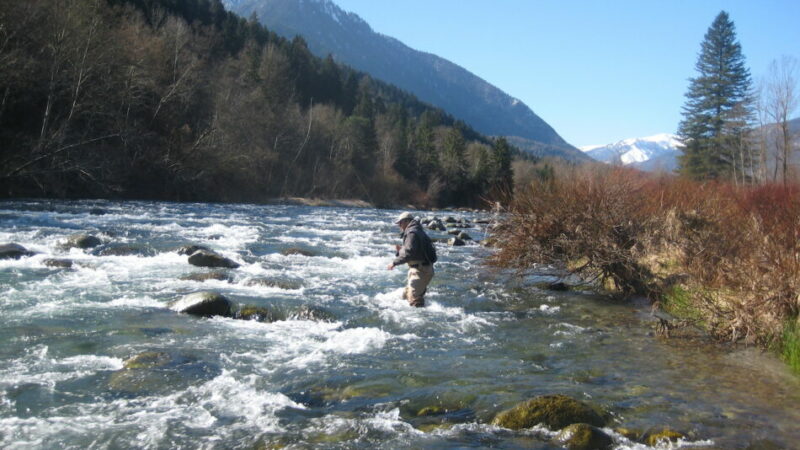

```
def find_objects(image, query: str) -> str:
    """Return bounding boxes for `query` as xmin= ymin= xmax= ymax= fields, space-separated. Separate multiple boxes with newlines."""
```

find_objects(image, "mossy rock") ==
xmin=491 ymin=394 xmax=605 ymax=430
xmin=180 ymin=271 xmax=233 ymax=283
xmin=614 ymin=427 xmax=641 ymax=441
xmin=280 ymin=247 xmax=317 ymax=257
xmin=235 ymin=305 xmax=276 ymax=322
xmin=417 ymin=423 xmax=455 ymax=433
xmin=245 ymin=277 xmax=303 ymax=290
xmin=555 ymin=423 xmax=613 ymax=450
xmin=643 ymin=427 xmax=684 ymax=446
xmin=123 ymin=351 xmax=171 ymax=369
xmin=417 ymin=405 xmax=445 ymax=417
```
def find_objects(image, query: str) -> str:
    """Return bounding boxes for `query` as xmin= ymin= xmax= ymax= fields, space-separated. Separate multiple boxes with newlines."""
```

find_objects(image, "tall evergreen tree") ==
xmin=678 ymin=11 xmax=753 ymax=180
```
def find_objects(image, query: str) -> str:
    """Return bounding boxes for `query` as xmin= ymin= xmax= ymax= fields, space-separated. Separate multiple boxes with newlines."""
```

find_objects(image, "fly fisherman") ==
xmin=387 ymin=212 xmax=437 ymax=307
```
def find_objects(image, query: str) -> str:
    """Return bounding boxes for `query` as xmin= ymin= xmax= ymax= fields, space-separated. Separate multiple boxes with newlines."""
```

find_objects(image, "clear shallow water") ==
xmin=1 ymin=199 xmax=799 ymax=449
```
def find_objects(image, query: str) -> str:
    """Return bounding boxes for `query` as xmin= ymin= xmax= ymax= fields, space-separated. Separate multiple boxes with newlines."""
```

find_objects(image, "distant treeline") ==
xmin=0 ymin=0 xmax=514 ymax=207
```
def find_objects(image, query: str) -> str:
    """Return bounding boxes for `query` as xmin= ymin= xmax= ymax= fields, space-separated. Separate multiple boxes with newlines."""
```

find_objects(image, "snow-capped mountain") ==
xmin=581 ymin=133 xmax=681 ymax=171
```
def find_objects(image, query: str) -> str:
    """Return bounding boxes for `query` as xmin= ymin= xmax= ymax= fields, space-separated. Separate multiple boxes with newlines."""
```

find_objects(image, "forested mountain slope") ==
xmin=0 ymin=0 xmax=512 ymax=207
xmin=222 ymin=0 xmax=589 ymax=162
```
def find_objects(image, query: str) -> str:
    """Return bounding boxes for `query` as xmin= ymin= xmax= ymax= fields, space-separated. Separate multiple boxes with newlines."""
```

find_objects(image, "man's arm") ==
xmin=392 ymin=231 xmax=417 ymax=267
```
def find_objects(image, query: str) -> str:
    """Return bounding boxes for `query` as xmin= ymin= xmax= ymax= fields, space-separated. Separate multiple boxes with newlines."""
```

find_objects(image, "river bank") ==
xmin=489 ymin=165 xmax=800 ymax=375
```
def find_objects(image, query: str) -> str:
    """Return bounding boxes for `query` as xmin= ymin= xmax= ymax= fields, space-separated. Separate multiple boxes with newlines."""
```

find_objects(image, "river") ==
xmin=1 ymin=200 xmax=798 ymax=449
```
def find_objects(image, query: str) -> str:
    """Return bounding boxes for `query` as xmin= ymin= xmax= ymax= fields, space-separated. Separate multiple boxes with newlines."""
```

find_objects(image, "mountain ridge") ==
xmin=222 ymin=0 xmax=590 ymax=162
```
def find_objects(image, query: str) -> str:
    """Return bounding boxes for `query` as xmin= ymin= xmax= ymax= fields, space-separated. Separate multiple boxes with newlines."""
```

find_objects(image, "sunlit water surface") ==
xmin=1 ymin=200 xmax=798 ymax=449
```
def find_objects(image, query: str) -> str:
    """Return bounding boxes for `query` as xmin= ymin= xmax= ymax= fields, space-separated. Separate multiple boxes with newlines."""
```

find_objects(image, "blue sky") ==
xmin=333 ymin=0 xmax=800 ymax=148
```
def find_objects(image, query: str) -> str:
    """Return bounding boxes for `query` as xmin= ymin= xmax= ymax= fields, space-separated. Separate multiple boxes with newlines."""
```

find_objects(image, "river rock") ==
xmin=187 ymin=249 xmax=240 ymax=269
xmin=169 ymin=291 xmax=233 ymax=317
xmin=491 ymin=394 xmax=605 ymax=430
xmin=555 ymin=423 xmax=613 ymax=450
xmin=289 ymin=305 xmax=335 ymax=322
xmin=448 ymin=237 xmax=465 ymax=246
xmin=63 ymin=233 xmax=102 ymax=250
xmin=281 ymin=247 xmax=317 ymax=257
xmin=428 ymin=220 xmax=446 ymax=231
xmin=457 ymin=232 xmax=472 ymax=241
xmin=109 ymin=351 xmax=219 ymax=394
xmin=546 ymin=282 xmax=570 ymax=291
xmin=0 ymin=243 xmax=35 ymax=259
xmin=643 ymin=427 xmax=684 ymax=446
xmin=180 ymin=271 xmax=232 ymax=283
xmin=235 ymin=305 xmax=276 ymax=322
xmin=94 ymin=244 xmax=156 ymax=257
xmin=245 ymin=277 xmax=302 ymax=290
xmin=43 ymin=258 xmax=73 ymax=269
xmin=447 ymin=229 xmax=461 ymax=236
xmin=444 ymin=216 xmax=457 ymax=223
xmin=177 ymin=244 xmax=211 ymax=256
xmin=123 ymin=351 xmax=171 ymax=369
xmin=481 ymin=237 xmax=499 ymax=247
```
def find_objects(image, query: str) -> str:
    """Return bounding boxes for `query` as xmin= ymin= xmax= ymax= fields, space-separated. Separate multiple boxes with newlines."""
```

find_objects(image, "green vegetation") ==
xmin=0 ymin=0 xmax=514 ymax=207
xmin=678 ymin=11 xmax=754 ymax=181
xmin=662 ymin=286 xmax=704 ymax=325
xmin=780 ymin=320 xmax=800 ymax=374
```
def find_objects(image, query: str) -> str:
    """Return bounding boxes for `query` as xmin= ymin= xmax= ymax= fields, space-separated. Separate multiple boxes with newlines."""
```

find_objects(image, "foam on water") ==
xmin=3 ymin=200 xmax=800 ymax=448
xmin=0 ymin=345 xmax=123 ymax=389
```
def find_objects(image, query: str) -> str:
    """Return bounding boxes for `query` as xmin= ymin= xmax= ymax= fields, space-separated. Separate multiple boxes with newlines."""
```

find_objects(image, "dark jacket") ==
xmin=393 ymin=219 xmax=437 ymax=266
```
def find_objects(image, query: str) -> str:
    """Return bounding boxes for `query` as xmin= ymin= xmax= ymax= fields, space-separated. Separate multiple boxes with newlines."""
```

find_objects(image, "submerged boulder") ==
xmin=187 ymin=249 xmax=240 ymax=269
xmin=94 ymin=244 xmax=156 ymax=257
xmin=109 ymin=351 xmax=219 ymax=394
xmin=643 ymin=427 xmax=684 ymax=446
xmin=235 ymin=305 xmax=276 ymax=322
xmin=555 ymin=423 xmax=613 ymax=450
xmin=122 ymin=351 xmax=171 ymax=369
xmin=62 ymin=233 xmax=102 ymax=250
xmin=491 ymin=394 xmax=605 ymax=430
xmin=0 ymin=243 xmax=35 ymax=259
xmin=245 ymin=277 xmax=303 ymax=290
xmin=169 ymin=291 xmax=233 ymax=318
xmin=280 ymin=247 xmax=317 ymax=257
xmin=43 ymin=258 xmax=73 ymax=269
xmin=180 ymin=271 xmax=233 ymax=283
xmin=289 ymin=305 xmax=335 ymax=322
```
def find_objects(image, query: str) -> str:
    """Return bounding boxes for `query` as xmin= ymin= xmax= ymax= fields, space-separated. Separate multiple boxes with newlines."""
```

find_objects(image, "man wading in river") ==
xmin=387 ymin=212 xmax=437 ymax=307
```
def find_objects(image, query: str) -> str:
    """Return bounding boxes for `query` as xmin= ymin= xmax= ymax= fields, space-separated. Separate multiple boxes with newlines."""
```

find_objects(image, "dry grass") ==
xmin=490 ymin=164 xmax=800 ymax=355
